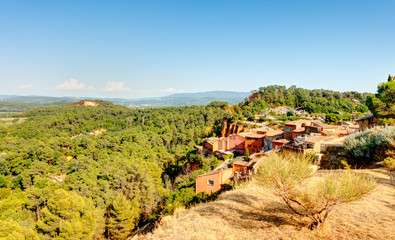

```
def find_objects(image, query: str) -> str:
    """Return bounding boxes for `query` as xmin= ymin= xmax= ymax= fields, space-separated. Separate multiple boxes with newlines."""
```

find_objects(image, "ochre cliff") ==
xmin=220 ymin=118 xmax=245 ymax=137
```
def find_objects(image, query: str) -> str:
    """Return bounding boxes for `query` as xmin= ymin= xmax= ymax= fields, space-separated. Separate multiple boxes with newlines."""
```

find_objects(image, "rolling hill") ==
xmin=0 ymin=91 xmax=250 ymax=110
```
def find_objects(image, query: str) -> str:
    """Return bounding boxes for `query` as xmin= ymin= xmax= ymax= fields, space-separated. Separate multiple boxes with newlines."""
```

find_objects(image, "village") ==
xmin=195 ymin=116 xmax=366 ymax=194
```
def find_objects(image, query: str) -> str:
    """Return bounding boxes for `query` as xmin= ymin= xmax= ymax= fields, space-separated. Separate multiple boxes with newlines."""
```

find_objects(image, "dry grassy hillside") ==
xmin=138 ymin=169 xmax=394 ymax=240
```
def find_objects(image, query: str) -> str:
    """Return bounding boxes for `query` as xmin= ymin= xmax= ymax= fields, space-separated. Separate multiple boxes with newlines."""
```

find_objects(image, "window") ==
xmin=253 ymin=145 xmax=257 ymax=148
xmin=207 ymin=180 xmax=215 ymax=186
xmin=253 ymin=138 xmax=258 ymax=141
xmin=285 ymin=127 xmax=292 ymax=132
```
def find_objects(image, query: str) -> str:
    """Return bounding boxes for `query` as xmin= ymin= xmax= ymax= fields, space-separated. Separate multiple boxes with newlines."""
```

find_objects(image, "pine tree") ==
xmin=105 ymin=193 xmax=140 ymax=239
xmin=36 ymin=189 xmax=104 ymax=239
xmin=0 ymin=220 xmax=40 ymax=240
xmin=366 ymin=75 xmax=395 ymax=119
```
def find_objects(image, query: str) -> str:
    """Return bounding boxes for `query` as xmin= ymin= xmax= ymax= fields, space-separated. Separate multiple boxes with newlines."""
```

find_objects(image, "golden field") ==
xmin=139 ymin=169 xmax=394 ymax=240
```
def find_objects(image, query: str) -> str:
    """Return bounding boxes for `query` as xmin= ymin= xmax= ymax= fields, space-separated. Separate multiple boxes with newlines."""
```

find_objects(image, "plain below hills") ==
xmin=0 ymin=91 xmax=250 ymax=112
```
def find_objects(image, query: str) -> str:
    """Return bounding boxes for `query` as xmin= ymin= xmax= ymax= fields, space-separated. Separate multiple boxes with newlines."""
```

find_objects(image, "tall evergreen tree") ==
xmin=36 ymin=189 xmax=104 ymax=239
xmin=366 ymin=75 xmax=395 ymax=119
xmin=106 ymin=193 xmax=140 ymax=239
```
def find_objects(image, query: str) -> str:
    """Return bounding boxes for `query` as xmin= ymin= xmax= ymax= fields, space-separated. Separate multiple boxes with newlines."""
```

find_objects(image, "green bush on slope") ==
xmin=344 ymin=126 xmax=395 ymax=164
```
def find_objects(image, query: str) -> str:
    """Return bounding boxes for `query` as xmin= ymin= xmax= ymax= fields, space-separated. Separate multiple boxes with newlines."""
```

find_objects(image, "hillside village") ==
xmin=3 ymin=1 xmax=395 ymax=239
xmin=195 ymin=113 xmax=362 ymax=195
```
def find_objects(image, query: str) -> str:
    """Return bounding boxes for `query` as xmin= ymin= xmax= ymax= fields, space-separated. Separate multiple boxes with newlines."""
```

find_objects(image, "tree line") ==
xmin=237 ymin=85 xmax=370 ymax=117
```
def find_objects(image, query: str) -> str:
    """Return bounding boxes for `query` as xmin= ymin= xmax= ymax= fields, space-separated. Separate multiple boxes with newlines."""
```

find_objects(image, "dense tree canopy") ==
xmin=0 ymin=101 xmax=228 ymax=239
xmin=0 ymin=86 xmax=374 ymax=238
xmin=241 ymin=85 xmax=370 ymax=115
xmin=366 ymin=76 xmax=395 ymax=121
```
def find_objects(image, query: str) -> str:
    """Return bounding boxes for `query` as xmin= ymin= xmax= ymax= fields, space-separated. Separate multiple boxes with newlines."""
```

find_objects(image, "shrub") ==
xmin=325 ymin=114 xmax=339 ymax=125
xmin=344 ymin=126 xmax=395 ymax=164
xmin=223 ymin=153 xmax=234 ymax=160
xmin=164 ymin=188 xmax=196 ymax=214
xmin=257 ymin=154 xmax=376 ymax=229
xmin=245 ymin=149 xmax=250 ymax=161
xmin=383 ymin=157 xmax=395 ymax=172
xmin=382 ymin=157 xmax=395 ymax=183
xmin=247 ymin=115 xmax=255 ymax=121
xmin=259 ymin=117 xmax=273 ymax=123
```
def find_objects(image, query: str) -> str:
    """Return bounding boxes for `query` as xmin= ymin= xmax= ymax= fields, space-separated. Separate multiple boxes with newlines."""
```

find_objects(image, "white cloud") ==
xmin=102 ymin=81 xmax=131 ymax=92
xmin=19 ymin=84 xmax=34 ymax=89
xmin=54 ymin=78 xmax=94 ymax=90
xmin=159 ymin=88 xmax=185 ymax=93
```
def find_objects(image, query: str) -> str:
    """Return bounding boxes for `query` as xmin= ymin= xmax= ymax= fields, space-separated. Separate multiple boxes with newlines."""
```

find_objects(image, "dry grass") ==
xmin=0 ymin=117 xmax=27 ymax=128
xmin=138 ymin=169 xmax=395 ymax=240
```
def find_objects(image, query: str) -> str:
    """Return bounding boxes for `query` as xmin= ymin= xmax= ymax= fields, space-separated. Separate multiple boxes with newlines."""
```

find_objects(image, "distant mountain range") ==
xmin=0 ymin=91 xmax=250 ymax=108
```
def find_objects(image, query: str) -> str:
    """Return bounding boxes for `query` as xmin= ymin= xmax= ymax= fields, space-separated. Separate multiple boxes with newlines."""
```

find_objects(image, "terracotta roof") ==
xmin=205 ymin=137 xmax=218 ymax=144
xmin=292 ymin=127 xmax=305 ymax=133
xmin=285 ymin=120 xmax=311 ymax=126
xmin=196 ymin=167 xmax=232 ymax=177
xmin=305 ymin=136 xmax=332 ymax=144
xmin=312 ymin=121 xmax=337 ymax=129
xmin=233 ymin=160 xmax=250 ymax=166
xmin=272 ymin=139 xmax=290 ymax=144
xmin=265 ymin=130 xmax=284 ymax=137
xmin=253 ymin=126 xmax=273 ymax=132
xmin=238 ymin=132 xmax=265 ymax=138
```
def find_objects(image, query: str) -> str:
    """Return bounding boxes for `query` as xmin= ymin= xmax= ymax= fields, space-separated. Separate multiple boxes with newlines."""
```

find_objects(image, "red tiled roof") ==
xmin=272 ymin=139 xmax=290 ymax=144
xmin=265 ymin=130 xmax=284 ymax=137
xmin=292 ymin=127 xmax=305 ymax=133
xmin=238 ymin=132 xmax=265 ymax=138
xmin=284 ymin=120 xmax=311 ymax=126
xmin=233 ymin=160 xmax=249 ymax=166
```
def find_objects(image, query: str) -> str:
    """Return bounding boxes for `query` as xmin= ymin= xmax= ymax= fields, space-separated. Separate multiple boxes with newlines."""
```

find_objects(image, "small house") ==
xmin=356 ymin=115 xmax=378 ymax=132
xmin=195 ymin=168 xmax=233 ymax=194
xmin=272 ymin=139 xmax=290 ymax=150
xmin=284 ymin=120 xmax=312 ymax=139
xmin=239 ymin=132 xmax=265 ymax=154
xmin=264 ymin=130 xmax=284 ymax=150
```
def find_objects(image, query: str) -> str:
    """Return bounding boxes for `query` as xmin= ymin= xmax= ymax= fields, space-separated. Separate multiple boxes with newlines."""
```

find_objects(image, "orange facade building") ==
xmin=239 ymin=132 xmax=265 ymax=154
xmin=272 ymin=139 xmax=290 ymax=150
xmin=202 ymin=137 xmax=228 ymax=154
xmin=284 ymin=120 xmax=311 ymax=139
xmin=195 ymin=168 xmax=233 ymax=194
xmin=227 ymin=134 xmax=245 ymax=154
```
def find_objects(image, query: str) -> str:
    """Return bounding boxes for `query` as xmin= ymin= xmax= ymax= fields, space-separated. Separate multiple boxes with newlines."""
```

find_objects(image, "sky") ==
xmin=1 ymin=0 xmax=395 ymax=99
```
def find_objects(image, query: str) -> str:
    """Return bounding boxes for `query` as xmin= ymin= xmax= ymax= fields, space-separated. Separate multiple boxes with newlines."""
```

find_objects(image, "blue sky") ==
xmin=1 ymin=0 xmax=394 ymax=98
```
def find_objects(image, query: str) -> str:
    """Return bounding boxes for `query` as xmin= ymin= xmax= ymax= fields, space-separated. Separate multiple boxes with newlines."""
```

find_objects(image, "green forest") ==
xmin=238 ymin=85 xmax=370 ymax=115
xmin=0 ymin=101 xmax=229 ymax=239
xmin=366 ymin=75 xmax=395 ymax=124
xmin=0 ymin=85 xmax=374 ymax=239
